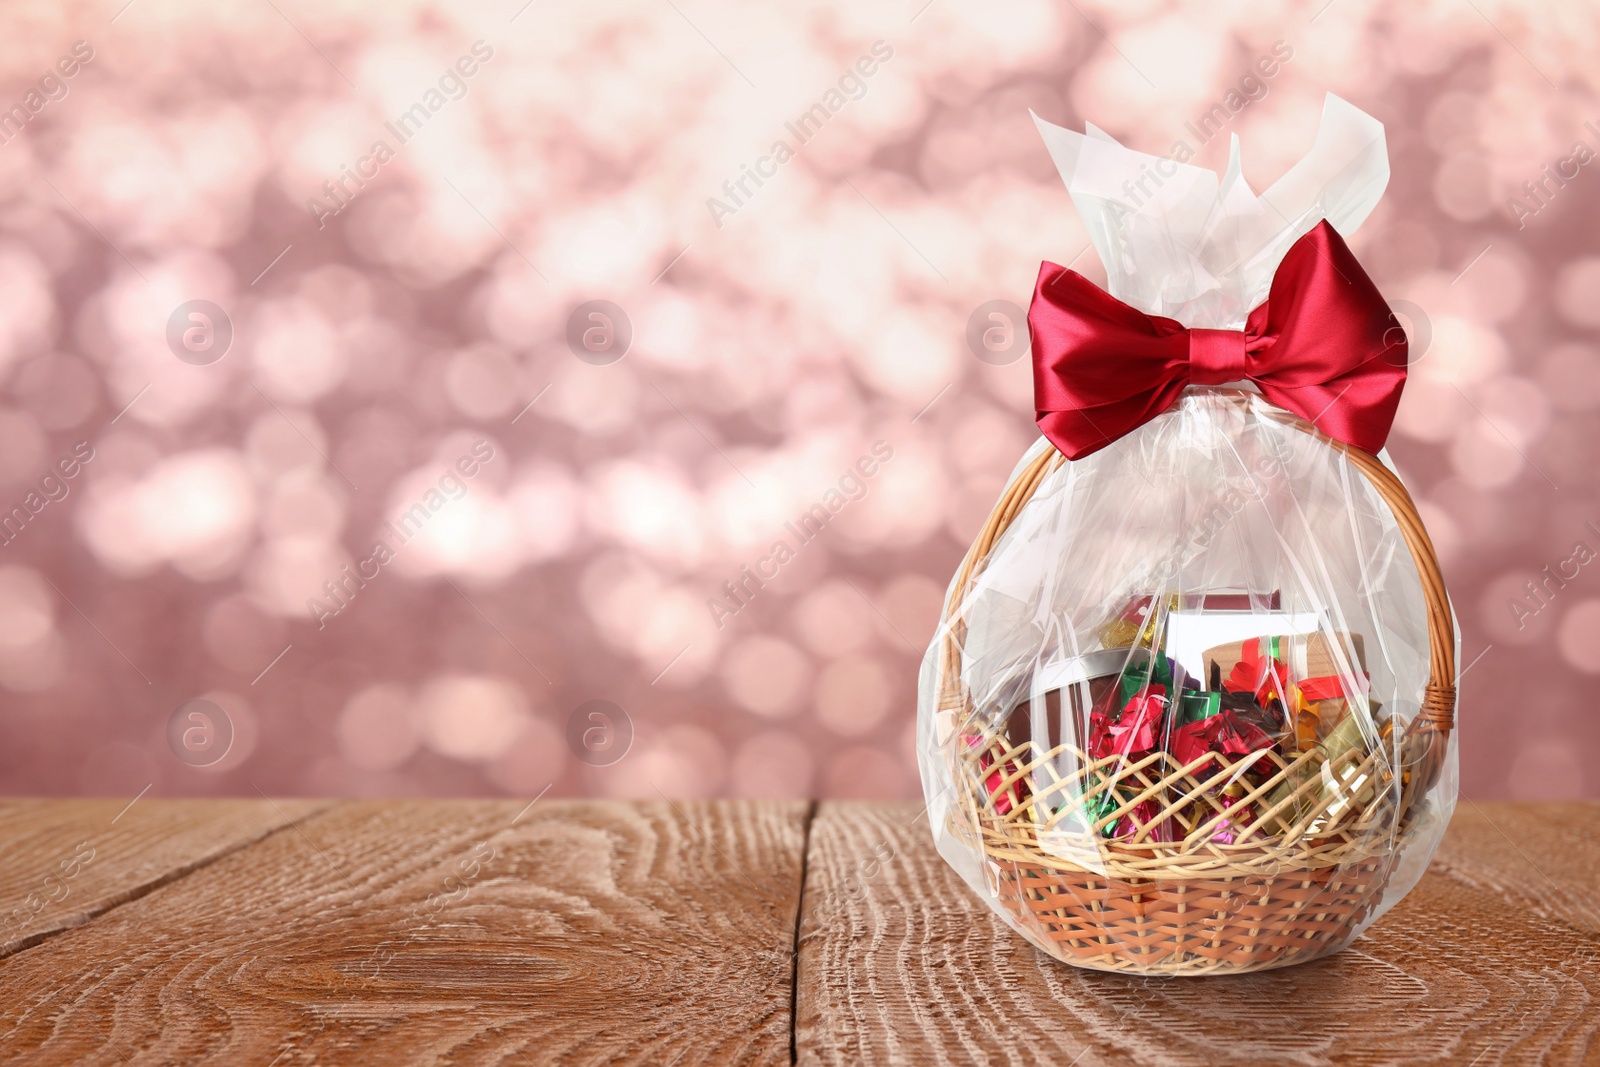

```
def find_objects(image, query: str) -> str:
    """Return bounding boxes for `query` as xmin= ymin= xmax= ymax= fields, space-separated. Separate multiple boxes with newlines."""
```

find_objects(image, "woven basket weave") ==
xmin=936 ymin=391 xmax=1456 ymax=975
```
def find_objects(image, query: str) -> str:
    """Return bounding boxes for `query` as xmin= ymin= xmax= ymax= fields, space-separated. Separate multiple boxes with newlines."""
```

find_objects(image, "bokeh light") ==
xmin=0 ymin=0 xmax=1594 ymax=801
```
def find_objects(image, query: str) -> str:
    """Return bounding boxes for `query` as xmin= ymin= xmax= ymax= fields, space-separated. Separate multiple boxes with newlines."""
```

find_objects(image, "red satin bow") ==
xmin=1029 ymin=220 xmax=1407 ymax=460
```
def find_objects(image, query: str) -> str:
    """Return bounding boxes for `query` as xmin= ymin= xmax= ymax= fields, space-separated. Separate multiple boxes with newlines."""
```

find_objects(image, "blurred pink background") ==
xmin=0 ymin=1 xmax=1594 ymax=800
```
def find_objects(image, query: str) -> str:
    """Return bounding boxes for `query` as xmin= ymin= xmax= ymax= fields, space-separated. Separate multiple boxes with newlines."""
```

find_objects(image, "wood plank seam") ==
xmin=791 ymin=800 xmax=819 ymax=1066
xmin=0 ymin=801 xmax=338 ymax=965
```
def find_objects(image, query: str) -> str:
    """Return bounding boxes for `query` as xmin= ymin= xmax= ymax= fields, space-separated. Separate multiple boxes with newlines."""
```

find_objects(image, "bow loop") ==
xmin=1028 ymin=220 xmax=1407 ymax=460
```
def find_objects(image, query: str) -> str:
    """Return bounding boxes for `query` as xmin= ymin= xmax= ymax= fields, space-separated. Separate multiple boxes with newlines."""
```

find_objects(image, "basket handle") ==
xmin=938 ymin=391 xmax=1455 ymax=779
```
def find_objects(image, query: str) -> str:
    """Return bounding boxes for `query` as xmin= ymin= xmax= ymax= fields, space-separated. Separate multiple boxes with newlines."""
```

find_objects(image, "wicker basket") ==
xmin=936 ymin=391 xmax=1456 ymax=975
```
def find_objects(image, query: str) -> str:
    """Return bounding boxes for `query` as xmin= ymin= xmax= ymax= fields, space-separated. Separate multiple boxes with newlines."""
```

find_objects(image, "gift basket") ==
xmin=917 ymin=95 xmax=1459 ymax=976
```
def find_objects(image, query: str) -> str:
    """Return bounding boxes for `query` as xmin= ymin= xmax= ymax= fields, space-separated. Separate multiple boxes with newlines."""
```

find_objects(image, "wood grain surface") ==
xmin=0 ymin=799 xmax=810 ymax=1066
xmin=1 ymin=799 xmax=1595 ymax=1066
xmin=795 ymin=800 xmax=1600 ymax=1067
xmin=0 ymin=798 xmax=325 ymax=960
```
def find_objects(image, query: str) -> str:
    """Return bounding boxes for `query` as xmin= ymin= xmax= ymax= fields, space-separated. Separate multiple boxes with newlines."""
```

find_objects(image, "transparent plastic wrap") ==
xmin=917 ymin=96 xmax=1458 ymax=976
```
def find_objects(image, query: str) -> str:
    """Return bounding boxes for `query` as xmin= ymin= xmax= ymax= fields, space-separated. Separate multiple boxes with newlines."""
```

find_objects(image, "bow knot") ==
xmin=1028 ymin=221 xmax=1407 ymax=460
xmin=1188 ymin=328 xmax=1251 ymax=386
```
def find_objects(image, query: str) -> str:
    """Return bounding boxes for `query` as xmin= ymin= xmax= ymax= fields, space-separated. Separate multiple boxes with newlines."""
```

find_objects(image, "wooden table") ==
xmin=0 ymin=799 xmax=1595 ymax=1065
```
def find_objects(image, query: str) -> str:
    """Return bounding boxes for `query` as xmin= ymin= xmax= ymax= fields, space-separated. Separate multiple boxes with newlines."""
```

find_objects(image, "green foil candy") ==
xmin=1117 ymin=654 xmax=1174 ymax=707
xmin=1180 ymin=690 xmax=1221 ymax=724
xmin=1079 ymin=773 xmax=1133 ymax=838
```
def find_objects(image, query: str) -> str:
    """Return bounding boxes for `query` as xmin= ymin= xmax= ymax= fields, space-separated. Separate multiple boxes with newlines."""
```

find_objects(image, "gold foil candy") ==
xmin=1097 ymin=618 xmax=1143 ymax=649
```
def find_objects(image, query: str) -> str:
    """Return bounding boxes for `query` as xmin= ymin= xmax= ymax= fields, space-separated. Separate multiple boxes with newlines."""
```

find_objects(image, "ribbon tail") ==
xmin=1037 ymin=384 xmax=1186 ymax=460
xmin=1259 ymin=367 xmax=1403 ymax=454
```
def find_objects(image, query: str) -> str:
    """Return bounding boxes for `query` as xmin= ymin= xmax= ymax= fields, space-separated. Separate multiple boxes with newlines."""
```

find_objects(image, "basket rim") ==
xmin=934 ymin=388 xmax=1457 ymax=867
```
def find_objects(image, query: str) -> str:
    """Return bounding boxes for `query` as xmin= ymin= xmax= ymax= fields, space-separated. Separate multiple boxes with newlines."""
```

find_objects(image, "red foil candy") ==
xmin=966 ymin=733 xmax=1021 ymax=816
xmin=1114 ymin=798 xmax=1178 ymax=842
xmin=1088 ymin=688 xmax=1168 ymax=761
xmin=1171 ymin=710 xmax=1274 ymax=774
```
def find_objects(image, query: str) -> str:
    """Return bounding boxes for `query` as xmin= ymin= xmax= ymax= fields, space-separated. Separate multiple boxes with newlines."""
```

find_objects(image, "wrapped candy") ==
xmin=1294 ymin=705 xmax=1322 ymax=752
xmin=1202 ymin=661 xmax=1290 ymax=749
xmin=965 ymin=732 xmax=1022 ymax=817
xmin=1000 ymin=648 xmax=1145 ymax=823
xmin=1170 ymin=708 xmax=1274 ymax=776
xmin=1113 ymin=797 xmax=1180 ymax=843
xmin=1079 ymin=773 xmax=1128 ymax=837
xmin=1115 ymin=649 xmax=1174 ymax=705
xmin=1210 ymin=781 xmax=1256 ymax=845
xmin=1315 ymin=712 xmax=1375 ymax=807
xmin=1205 ymin=632 xmax=1369 ymax=747
xmin=1096 ymin=596 xmax=1161 ymax=650
xmin=1264 ymin=699 xmax=1378 ymax=832
xmin=1088 ymin=688 xmax=1168 ymax=761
